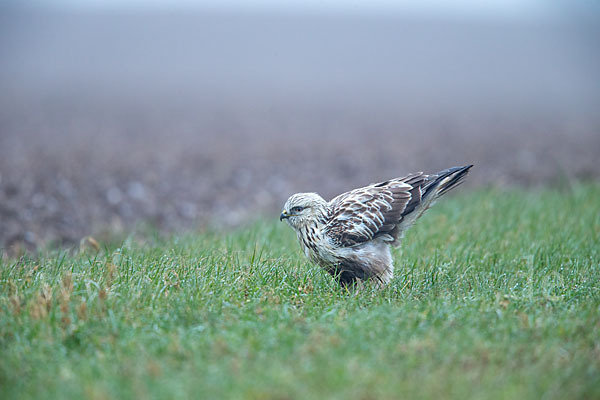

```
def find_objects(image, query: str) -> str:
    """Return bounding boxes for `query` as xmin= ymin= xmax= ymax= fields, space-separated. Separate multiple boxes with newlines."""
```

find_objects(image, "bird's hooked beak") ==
xmin=279 ymin=210 xmax=289 ymax=221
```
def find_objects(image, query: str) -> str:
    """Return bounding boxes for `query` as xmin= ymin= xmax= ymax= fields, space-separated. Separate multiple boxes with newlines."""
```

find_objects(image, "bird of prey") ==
xmin=280 ymin=165 xmax=472 ymax=287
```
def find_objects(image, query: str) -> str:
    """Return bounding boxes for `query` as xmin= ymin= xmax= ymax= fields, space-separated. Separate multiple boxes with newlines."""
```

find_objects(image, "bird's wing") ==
xmin=324 ymin=174 xmax=426 ymax=247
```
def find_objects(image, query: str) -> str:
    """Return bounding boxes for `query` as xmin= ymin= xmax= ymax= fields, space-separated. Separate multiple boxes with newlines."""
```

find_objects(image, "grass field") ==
xmin=1 ymin=185 xmax=599 ymax=399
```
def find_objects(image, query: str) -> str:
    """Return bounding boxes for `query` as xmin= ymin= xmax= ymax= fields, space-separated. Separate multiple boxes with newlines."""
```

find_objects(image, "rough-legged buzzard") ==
xmin=280 ymin=165 xmax=472 ymax=287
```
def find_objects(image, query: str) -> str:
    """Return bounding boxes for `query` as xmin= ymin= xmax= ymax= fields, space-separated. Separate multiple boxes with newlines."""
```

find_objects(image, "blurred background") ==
xmin=1 ymin=0 xmax=599 ymax=251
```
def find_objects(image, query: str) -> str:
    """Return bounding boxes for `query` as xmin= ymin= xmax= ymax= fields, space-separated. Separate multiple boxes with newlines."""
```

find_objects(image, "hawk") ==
xmin=280 ymin=165 xmax=472 ymax=287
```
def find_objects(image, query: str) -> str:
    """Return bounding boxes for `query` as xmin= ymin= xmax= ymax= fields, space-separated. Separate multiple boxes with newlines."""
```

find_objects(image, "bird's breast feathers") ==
xmin=296 ymin=220 xmax=391 ymax=269
xmin=296 ymin=224 xmax=339 ymax=266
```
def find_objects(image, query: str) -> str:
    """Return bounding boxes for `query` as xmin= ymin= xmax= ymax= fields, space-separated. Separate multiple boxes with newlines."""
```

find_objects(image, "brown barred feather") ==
xmin=324 ymin=178 xmax=413 ymax=246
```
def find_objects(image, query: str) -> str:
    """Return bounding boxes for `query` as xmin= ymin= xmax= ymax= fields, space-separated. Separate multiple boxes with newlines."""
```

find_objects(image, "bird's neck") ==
xmin=295 ymin=208 xmax=335 ymax=266
xmin=312 ymin=203 xmax=330 ymax=225
xmin=296 ymin=218 xmax=322 ymax=263
xmin=293 ymin=204 xmax=329 ymax=246
xmin=297 ymin=217 xmax=319 ymax=237
xmin=297 ymin=205 xmax=328 ymax=238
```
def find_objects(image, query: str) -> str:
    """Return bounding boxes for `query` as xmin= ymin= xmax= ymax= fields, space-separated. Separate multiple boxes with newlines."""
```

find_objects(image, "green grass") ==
xmin=1 ymin=185 xmax=599 ymax=400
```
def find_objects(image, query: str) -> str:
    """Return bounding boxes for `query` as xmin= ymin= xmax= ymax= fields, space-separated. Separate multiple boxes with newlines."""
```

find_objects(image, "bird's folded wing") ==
xmin=324 ymin=178 xmax=417 ymax=247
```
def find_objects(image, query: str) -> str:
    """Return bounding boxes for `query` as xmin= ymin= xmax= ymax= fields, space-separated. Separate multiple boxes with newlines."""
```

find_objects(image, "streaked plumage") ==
xmin=280 ymin=165 xmax=472 ymax=287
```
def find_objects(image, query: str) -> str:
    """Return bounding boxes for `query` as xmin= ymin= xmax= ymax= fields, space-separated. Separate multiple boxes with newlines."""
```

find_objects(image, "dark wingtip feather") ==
xmin=436 ymin=164 xmax=473 ymax=196
xmin=423 ymin=164 xmax=473 ymax=198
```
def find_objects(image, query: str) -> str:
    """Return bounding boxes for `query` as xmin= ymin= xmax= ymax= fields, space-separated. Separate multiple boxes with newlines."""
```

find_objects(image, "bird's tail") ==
xmin=393 ymin=165 xmax=472 ymax=243
xmin=422 ymin=165 xmax=473 ymax=201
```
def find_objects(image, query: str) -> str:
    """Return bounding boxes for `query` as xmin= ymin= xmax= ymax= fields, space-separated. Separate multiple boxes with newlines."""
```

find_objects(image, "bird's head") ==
xmin=280 ymin=192 xmax=327 ymax=229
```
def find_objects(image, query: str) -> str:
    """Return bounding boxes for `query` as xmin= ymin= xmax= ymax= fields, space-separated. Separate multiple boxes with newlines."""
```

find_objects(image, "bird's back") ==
xmin=323 ymin=165 xmax=471 ymax=249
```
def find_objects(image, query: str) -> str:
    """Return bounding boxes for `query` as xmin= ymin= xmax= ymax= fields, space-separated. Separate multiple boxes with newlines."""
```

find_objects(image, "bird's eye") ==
xmin=291 ymin=206 xmax=304 ymax=213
